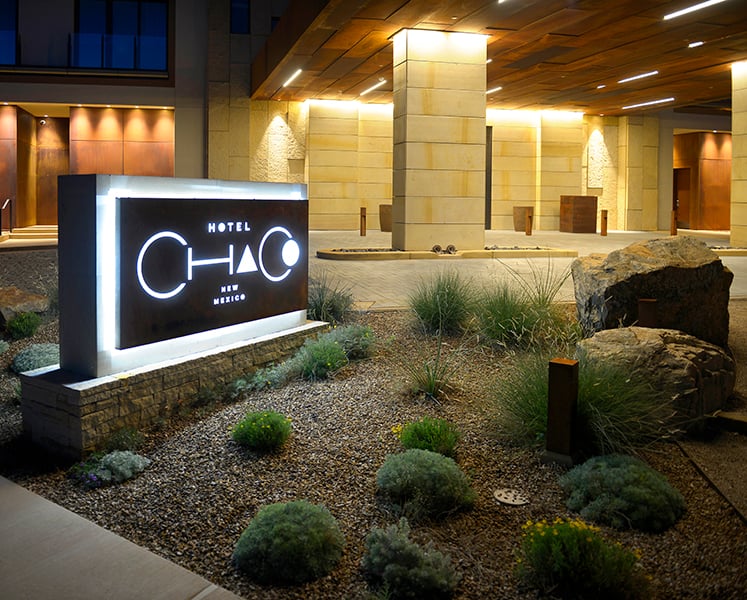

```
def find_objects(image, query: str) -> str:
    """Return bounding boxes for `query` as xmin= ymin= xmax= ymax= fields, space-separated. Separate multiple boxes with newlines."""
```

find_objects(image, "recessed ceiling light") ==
xmin=283 ymin=69 xmax=303 ymax=87
xmin=597 ymin=84 xmax=606 ymax=89
xmin=622 ymin=97 xmax=675 ymax=110
xmin=663 ymin=0 xmax=727 ymax=21
xmin=486 ymin=58 xmax=492 ymax=64
xmin=486 ymin=86 xmax=503 ymax=94
xmin=618 ymin=70 xmax=659 ymax=84
xmin=688 ymin=41 xmax=704 ymax=48
xmin=360 ymin=79 xmax=387 ymax=96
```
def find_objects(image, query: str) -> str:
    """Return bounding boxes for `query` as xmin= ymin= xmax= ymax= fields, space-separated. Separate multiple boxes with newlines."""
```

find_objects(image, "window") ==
xmin=0 ymin=0 xmax=17 ymax=65
xmin=230 ymin=0 xmax=250 ymax=34
xmin=73 ymin=0 xmax=167 ymax=71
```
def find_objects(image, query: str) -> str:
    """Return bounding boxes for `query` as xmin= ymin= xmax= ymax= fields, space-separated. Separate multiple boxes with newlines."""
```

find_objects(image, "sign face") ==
xmin=117 ymin=197 xmax=307 ymax=349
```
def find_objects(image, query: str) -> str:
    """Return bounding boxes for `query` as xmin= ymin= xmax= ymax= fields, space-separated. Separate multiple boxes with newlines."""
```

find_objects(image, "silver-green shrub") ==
xmin=560 ymin=454 xmax=686 ymax=532
xmin=10 ymin=343 xmax=59 ymax=373
xmin=98 ymin=450 xmax=151 ymax=484
xmin=232 ymin=500 xmax=345 ymax=584
xmin=362 ymin=518 xmax=460 ymax=599
xmin=376 ymin=449 xmax=475 ymax=520
xmin=0 ymin=339 xmax=9 ymax=355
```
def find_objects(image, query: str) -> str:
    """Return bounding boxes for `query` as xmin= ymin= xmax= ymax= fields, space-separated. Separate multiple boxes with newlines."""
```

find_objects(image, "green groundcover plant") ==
xmin=397 ymin=417 xmax=460 ymax=458
xmin=516 ymin=517 xmax=649 ymax=599
xmin=361 ymin=517 xmax=460 ymax=600
xmin=376 ymin=449 xmax=475 ymax=520
xmin=5 ymin=311 xmax=42 ymax=340
xmin=69 ymin=450 xmax=151 ymax=489
xmin=232 ymin=500 xmax=345 ymax=585
xmin=560 ymin=454 xmax=686 ymax=532
xmin=232 ymin=410 xmax=292 ymax=452
xmin=10 ymin=343 xmax=59 ymax=373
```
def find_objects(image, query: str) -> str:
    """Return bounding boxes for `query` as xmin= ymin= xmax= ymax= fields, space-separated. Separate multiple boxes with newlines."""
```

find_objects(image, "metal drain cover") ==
xmin=493 ymin=488 xmax=529 ymax=506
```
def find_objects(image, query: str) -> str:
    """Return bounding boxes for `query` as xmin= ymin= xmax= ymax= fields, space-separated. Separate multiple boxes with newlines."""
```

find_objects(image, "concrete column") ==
xmin=732 ymin=61 xmax=747 ymax=247
xmin=392 ymin=29 xmax=486 ymax=251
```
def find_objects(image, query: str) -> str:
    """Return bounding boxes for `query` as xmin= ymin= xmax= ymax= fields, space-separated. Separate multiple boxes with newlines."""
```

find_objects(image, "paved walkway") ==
xmin=1 ymin=228 xmax=745 ymax=598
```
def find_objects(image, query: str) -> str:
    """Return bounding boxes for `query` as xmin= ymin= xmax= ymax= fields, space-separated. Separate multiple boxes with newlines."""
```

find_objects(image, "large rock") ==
xmin=0 ymin=286 xmax=50 ymax=325
xmin=572 ymin=236 xmax=732 ymax=348
xmin=576 ymin=327 xmax=735 ymax=419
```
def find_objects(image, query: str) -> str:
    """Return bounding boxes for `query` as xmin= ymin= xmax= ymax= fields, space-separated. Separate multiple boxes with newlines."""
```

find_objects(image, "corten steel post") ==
xmin=525 ymin=210 xmax=533 ymax=236
xmin=671 ymin=210 xmax=678 ymax=236
xmin=637 ymin=298 xmax=658 ymax=328
xmin=542 ymin=358 xmax=579 ymax=466
xmin=600 ymin=209 xmax=608 ymax=236
xmin=360 ymin=207 xmax=366 ymax=236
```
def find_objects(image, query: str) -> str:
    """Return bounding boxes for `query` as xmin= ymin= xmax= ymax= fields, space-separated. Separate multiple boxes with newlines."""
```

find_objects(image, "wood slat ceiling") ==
xmin=251 ymin=0 xmax=747 ymax=116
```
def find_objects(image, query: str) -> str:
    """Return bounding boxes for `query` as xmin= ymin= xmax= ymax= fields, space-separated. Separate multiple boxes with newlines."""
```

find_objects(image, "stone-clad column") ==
xmin=391 ymin=29 xmax=486 ymax=251
xmin=732 ymin=61 xmax=747 ymax=247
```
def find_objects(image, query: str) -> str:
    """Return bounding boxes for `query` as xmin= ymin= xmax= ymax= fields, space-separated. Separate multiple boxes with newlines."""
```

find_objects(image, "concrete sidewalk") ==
xmin=0 ymin=477 xmax=240 ymax=600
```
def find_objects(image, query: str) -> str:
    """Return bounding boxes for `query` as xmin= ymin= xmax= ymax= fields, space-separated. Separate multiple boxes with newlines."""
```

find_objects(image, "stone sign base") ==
xmin=20 ymin=321 xmax=327 ymax=460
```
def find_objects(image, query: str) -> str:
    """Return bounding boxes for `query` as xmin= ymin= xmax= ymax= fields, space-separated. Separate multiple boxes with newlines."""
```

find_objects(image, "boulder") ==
xmin=0 ymin=286 xmax=50 ymax=325
xmin=576 ymin=327 xmax=735 ymax=420
xmin=571 ymin=236 xmax=732 ymax=348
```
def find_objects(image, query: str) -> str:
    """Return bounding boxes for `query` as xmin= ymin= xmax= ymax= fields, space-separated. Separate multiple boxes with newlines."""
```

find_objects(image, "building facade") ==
xmin=0 ymin=0 xmax=742 ymax=245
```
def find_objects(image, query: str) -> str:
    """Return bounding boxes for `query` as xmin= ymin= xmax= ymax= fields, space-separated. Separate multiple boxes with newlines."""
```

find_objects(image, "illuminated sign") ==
xmin=117 ymin=197 xmax=307 ymax=349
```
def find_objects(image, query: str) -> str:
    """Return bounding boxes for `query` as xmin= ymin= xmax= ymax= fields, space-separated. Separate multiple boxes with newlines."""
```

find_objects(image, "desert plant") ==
xmin=408 ymin=270 xmax=474 ymax=335
xmin=376 ymin=449 xmax=475 ymax=520
xmin=297 ymin=336 xmax=348 ymax=380
xmin=232 ymin=410 xmax=292 ymax=452
xmin=399 ymin=417 xmax=460 ymax=458
xmin=69 ymin=450 xmax=150 ymax=489
xmin=362 ymin=517 xmax=460 ymax=600
xmin=232 ymin=500 xmax=345 ymax=585
xmin=319 ymin=323 xmax=375 ymax=360
xmin=516 ymin=517 xmax=649 ymax=599
xmin=10 ymin=343 xmax=59 ymax=373
xmin=0 ymin=339 xmax=8 ymax=355
xmin=492 ymin=353 xmax=677 ymax=456
xmin=403 ymin=336 xmax=460 ymax=400
xmin=308 ymin=270 xmax=354 ymax=323
xmin=104 ymin=427 xmax=144 ymax=452
xmin=560 ymin=454 xmax=686 ymax=532
xmin=6 ymin=311 xmax=42 ymax=340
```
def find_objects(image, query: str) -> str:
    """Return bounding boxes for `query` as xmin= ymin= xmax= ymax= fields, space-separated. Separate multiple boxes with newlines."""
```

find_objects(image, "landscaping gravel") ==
xmin=1 ymin=250 xmax=746 ymax=599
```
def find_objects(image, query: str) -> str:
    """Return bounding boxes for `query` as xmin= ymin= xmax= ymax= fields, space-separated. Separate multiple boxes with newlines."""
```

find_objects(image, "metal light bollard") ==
xmin=541 ymin=357 xmax=579 ymax=466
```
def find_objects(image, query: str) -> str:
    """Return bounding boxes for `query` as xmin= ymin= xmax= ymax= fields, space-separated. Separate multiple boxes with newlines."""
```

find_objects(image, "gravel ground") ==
xmin=1 ymin=250 xmax=747 ymax=599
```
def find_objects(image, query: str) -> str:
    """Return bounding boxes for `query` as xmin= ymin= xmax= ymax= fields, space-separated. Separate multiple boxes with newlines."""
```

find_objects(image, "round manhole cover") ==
xmin=493 ymin=488 xmax=529 ymax=506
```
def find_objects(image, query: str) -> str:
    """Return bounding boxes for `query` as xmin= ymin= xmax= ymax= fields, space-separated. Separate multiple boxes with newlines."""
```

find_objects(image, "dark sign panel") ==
xmin=117 ymin=197 xmax=308 ymax=349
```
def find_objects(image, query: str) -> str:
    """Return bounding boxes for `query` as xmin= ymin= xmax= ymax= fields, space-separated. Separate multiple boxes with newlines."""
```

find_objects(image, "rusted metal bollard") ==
xmin=670 ymin=210 xmax=677 ymax=236
xmin=600 ymin=209 xmax=608 ymax=236
xmin=541 ymin=358 xmax=579 ymax=466
xmin=637 ymin=298 xmax=658 ymax=328
xmin=360 ymin=207 xmax=366 ymax=236
xmin=525 ymin=208 xmax=533 ymax=236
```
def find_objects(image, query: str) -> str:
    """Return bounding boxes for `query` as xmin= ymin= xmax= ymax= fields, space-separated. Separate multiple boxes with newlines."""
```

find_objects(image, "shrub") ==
xmin=10 ymin=343 xmax=59 ymax=373
xmin=399 ymin=417 xmax=460 ymax=458
xmin=232 ymin=410 xmax=292 ymax=452
xmin=319 ymin=324 xmax=375 ymax=360
xmin=104 ymin=427 xmax=144 ymax=452
xmin=297 ymin=336 xmax=348 ymax=380
xmin=232 ymin=500 xmax=345 ymax=585
xmin=308 ymin=270 xmax=354 ymax=324
xmin=492 ymin=353 xmax=677 ymax=456
xmin=69 ymin=450 xmax=151 ymax=489
xmin=516 ymin=518 xmax=649 ymax=599
xmin=376 ymin=449 xmax=475 ymax=520
xmin=0 ymin=339 xmax=8 ymax=355
xmin=6 ymin=312 xmax=42 ymax=340
xmin=362 ymin=518 xmax=460 ymax=600
xmin=408 ymin=270 xmax=474 ymax=334
xmin=560 ymin=454 xmax=686 ymax=532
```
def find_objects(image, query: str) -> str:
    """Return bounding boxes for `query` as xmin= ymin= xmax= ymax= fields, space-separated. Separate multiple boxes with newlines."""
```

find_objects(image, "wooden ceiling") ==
xmin=250 ymin=0 xmax=747 ymax=116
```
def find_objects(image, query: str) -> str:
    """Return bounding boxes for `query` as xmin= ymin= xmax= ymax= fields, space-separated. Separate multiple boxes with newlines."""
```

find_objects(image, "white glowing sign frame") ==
xmin=67 ymin=175 xmax=307 ymax=378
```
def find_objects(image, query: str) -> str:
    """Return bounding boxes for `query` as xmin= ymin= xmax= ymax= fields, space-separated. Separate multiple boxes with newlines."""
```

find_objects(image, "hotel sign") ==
xmin=117 ymin=197 xmax=307 ymax=349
